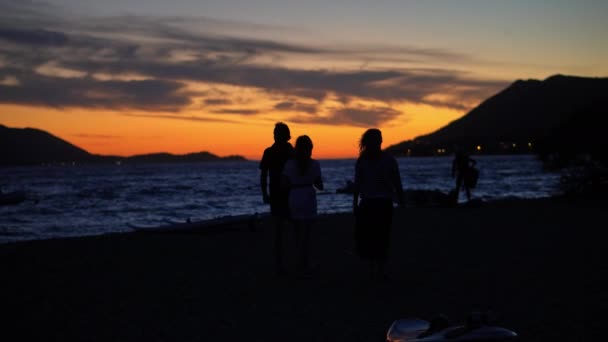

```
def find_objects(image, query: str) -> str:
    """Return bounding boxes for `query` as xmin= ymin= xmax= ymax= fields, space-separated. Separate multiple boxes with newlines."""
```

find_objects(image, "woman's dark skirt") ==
xmin=354 ymin=198 xmax=394 ymax=261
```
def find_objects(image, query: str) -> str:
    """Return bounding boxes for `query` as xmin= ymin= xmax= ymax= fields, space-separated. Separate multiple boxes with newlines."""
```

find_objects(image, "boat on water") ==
xmin=0 ymin=191 xmax=27 ymax=206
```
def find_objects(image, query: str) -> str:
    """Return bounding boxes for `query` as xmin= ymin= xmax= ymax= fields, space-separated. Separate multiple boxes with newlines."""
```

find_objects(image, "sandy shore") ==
xmin=2 ymin=197 xmax=602 ymax=341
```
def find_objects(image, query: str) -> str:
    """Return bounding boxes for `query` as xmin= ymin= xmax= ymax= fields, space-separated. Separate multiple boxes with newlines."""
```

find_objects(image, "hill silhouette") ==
xmin=0 ymin=124 xmax=94 ymax=165
xmin=124 ymin=152 xmax=245 ymax=163
xmin=385 ymin=74 xmax=607 ymax=162
xmin=0 ymin=124 xmax=246 ymax=166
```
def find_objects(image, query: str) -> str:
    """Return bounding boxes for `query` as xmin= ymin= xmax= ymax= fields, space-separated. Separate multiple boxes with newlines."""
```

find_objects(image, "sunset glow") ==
xmin=1 ymin=0 xmax=607 ymax=159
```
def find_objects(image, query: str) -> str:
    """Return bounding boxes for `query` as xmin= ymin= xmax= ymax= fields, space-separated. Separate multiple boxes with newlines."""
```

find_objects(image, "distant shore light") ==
xmin=476 ymin=145 xmax=482 ymax=151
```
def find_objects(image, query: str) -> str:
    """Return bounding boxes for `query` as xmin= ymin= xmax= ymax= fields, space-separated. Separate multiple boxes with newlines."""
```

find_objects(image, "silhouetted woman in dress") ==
xmin=282 ymin=135 xmax=323 ymax=275
xmin=352 ymin=128 xmax=404 ymax=279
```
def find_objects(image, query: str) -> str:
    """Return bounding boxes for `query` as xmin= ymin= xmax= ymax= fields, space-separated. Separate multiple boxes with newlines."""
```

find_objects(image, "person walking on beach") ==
xmin=352 ymin=128 xmax=405 ymax=280
xmin=452 ymin=146 xmax=477 ymax=202
xmin=282 ymin=135 xmax=323 ymax=276
xmin=260 ymin=122 xmax=294 ymax=276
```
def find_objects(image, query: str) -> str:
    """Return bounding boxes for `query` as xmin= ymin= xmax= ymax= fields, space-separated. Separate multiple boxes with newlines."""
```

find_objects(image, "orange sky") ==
xmin=0 ymin=101 xmax=464 ymax=160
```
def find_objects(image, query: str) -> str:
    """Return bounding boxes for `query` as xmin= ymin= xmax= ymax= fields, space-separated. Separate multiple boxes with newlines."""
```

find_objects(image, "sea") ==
xmin=0 ymin=155 xmax=562 ymax=244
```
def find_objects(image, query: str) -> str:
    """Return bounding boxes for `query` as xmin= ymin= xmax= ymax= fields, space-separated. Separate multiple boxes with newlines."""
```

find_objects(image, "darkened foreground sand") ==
xmin=2 ymin=197 xmax=602 ymax=341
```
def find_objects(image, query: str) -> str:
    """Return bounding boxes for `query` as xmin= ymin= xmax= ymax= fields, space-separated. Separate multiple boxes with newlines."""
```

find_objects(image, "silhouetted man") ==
xmin=260 ymin=122 xmax=294 ymax=275
xmin=452 ymin=146 xmax=477 ymax=202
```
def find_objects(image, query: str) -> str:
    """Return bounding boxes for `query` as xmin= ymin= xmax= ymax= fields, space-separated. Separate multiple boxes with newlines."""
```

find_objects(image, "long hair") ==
xmin=359 ymin=128 xmax=382 ymax=159
xmin=295 ymin=135 xmax=313 ymax=175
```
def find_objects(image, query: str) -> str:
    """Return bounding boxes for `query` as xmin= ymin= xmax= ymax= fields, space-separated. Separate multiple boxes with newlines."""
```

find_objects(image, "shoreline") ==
xmin=3 ymin=196 xmax=602 ymax=341
xmin=0 ymin=195 xmax=571 ymax=246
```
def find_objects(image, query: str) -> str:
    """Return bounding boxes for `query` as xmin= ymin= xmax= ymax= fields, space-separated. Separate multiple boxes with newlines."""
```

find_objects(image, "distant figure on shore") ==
xmin=282 ymin=135 xmax=324 ymax=276
xmin=259 ymin=122 xmax=294 ymax=276
xmin=352 ymin=128 xmax=405 ymax=280
xmin=452 ymin=147 xmax=477 ymax=202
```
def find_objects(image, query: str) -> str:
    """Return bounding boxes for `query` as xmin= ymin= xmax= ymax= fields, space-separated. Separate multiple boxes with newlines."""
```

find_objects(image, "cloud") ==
xmin=204 ymin=98 xmax=232 ymax=106
xmin=0 ymin=2 xmax=509 ymax=121
xmin=274 ymin=101 xmax=317 ymax=114
xmin=0 ymin=27 xmax=68 ymax=46
xmin=123 ymin=113 xmax=239 ymax=124
xmin=292 ymin=106 xmax=402 ymax=127
xmin=0 ymin=0 xmax=57 ymax=18
xmin=0 ymin=75 xmax=19 ymax=86
xmin=0 ymin=71 xmax=190 ymax=111
xmin=212 ymin=108 xmax=260 ymax=115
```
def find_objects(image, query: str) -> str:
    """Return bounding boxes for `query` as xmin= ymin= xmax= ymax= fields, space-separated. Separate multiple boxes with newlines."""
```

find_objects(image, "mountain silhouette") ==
xmin=124 ymin=152 xmax=245 ymax=163
xmin=0 ymin=124 xmax=94 ymax=165
xmin=0 ymin=124 xmax=246 ymax=166
xmin=385 ymin=74 xmax=607 ymax=161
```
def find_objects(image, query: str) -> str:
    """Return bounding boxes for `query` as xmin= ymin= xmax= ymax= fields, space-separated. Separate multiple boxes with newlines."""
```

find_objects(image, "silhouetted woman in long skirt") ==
xmin=352 ymin=129 xmax=404 ymax=279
